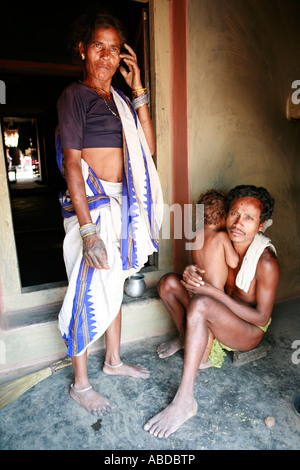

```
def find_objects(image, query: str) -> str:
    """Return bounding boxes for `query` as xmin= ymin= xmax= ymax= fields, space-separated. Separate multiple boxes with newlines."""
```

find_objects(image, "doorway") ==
xmin=1 ymin=115 xmax=67 ymax=288
xmin=0 ymin=1 xmax=151 ymax=289
xmin=3 ymin=117 xmax=41 ymax=185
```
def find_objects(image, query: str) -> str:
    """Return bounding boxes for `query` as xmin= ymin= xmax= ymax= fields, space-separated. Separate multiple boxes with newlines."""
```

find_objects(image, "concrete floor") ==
xmin=1 ymin=296 xmax=299 ymax=451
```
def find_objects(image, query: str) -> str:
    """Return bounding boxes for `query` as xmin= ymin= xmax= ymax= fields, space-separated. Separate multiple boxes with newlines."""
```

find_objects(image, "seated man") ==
xmin=156 ymin=189 xmax=239 ymax=367
xmin=144 ymin=185 xmax=280 ymax=438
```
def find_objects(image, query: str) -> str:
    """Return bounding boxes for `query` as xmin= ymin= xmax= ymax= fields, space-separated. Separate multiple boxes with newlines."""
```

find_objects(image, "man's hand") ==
xmin=180 ymin=265 xmax=205 ymax=297
xmin=182 ymin=265 xmax=205 ymax=287
xmin=82 ymin=234 xmax=109 ymax=269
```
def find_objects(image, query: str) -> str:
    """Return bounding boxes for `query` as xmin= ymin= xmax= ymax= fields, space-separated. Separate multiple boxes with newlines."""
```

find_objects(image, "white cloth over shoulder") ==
xmin=112 ymin=88 xmax=164 ymax=238
xmin=235 ymin=230 xmax=277 ymax=293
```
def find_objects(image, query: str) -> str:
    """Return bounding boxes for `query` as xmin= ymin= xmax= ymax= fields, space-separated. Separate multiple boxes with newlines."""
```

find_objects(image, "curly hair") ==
xmin=69 ymin=10 xmax=127 ymax=61
xmin=196 ymin=189 xmax=227 ymax=226
xmin=226 ymin=185 xmax=275 ymax=223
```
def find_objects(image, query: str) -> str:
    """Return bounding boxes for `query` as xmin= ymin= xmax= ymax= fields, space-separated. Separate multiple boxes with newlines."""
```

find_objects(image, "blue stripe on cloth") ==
xmin=67 ymin=258 xmax=96 ymax=356
xmin=56 ymin=133 xmax=64 ymax=178
xmin=139 ymin=141 xmax=159 ymax=250
xmin=120 ymin=166 xmax=129 ymax=269
xmin=58 ymin=166 xmax=110 ymax=219
xmin=115 ymin=88 xmax=160 ymax=251
xmin=121 ymin=139 xmax=138 ymax=270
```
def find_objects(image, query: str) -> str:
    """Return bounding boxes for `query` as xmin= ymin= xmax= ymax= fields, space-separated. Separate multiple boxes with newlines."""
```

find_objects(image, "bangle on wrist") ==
xmin=132 ymin=87 xmax=147 ymax=95
xmin=81 ymin=231 xmax=96 ymax=239
xmin=80 ymin=223 xmax=95 ymax=230
xmin=132 ymin=90 xmax=149 ymax=110
xmin=134 ymin=101 xmax=149 ymax=111
xmin=79 ymin=222 xmax=97 ymax=239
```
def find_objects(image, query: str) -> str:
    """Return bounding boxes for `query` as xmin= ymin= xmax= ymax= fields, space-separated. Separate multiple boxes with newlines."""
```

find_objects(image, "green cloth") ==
xmin=209 ymin=339 xmax=236 ymax=368
xmin=209 ymin=318 xmax=272 ymax=368
xmin=256 ymin=317 xmax=271 ymax=333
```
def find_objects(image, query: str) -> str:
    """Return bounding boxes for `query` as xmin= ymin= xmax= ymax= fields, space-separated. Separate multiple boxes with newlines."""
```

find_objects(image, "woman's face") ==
xmin=80 ymin=27 xmax=121 ymax=85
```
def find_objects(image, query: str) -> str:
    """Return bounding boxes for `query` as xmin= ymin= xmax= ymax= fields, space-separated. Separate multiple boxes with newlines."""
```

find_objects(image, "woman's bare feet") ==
xmin=144 ymin=395 xmax=198 ymax=438
xmin=102 ymin=361 xmax=150 ymax=379
xmin=70 ymin=384 xmax=116 ymax=416
xmin=157 ymin=337 xmax=184 ymax=358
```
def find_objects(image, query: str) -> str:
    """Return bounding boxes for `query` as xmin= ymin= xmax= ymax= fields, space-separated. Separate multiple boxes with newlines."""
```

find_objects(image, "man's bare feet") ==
xmin=157 ymin=337 xmax=184 ymax=358
xmin=70 ymin=384 xmax=116 ymax=416
xmin=102 ymin=361 xmax=150 ymax=379
xmin=144 ymin=396 xmax=198 ymax=438
xmin=199 ymin=359 xmax=213 ymax=370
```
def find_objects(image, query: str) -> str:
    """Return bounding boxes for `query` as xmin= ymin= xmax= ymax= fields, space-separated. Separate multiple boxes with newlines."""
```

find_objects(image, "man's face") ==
xmin=226 ymin=196 xmax=267 ymax=246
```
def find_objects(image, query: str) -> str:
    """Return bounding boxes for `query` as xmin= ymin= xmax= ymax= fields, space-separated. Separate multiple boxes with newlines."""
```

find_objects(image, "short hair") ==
xmin=196 ymin=189 xmax=227 ymax=226
xmin=70 ymin=10 xmax=127 ymax=60
xmin=226 ymin=185 xmax=275 ymax=223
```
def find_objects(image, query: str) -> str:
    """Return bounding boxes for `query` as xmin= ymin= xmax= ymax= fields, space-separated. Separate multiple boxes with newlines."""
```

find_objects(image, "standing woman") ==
xmin=56 ymin=12 xmax=163 ymax=416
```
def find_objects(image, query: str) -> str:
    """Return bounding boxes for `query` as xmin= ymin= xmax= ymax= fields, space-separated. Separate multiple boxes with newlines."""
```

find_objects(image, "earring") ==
xmin=81 ymin=53 xmax=85 ymax=60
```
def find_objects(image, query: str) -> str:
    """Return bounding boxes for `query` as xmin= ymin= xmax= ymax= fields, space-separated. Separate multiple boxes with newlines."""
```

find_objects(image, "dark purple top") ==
xmin=57 ymin=82 xmax=123 ymax=150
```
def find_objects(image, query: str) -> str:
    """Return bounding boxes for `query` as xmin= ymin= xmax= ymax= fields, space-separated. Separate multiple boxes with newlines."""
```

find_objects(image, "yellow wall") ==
xmin=150 ymin=0 xmax=173 ymax=271
xmin=187 ymin=0 xmax=300 ymax=297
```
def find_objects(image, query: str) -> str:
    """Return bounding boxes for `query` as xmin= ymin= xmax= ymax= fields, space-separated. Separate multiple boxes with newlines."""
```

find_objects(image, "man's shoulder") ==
xmin=260 ymin=245 xmax=278 ymax=262
xmin=257 ymin=246 xmax=280 ymax=277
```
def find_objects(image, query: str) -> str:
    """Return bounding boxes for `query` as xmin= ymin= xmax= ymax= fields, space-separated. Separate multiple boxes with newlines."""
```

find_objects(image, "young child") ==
xmin=192 ymin=189 xmax=239 ymax=367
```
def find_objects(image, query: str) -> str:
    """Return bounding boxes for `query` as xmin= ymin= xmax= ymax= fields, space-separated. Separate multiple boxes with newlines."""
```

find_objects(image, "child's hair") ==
xmin=196 ymin=189 xmax=227 ymax=226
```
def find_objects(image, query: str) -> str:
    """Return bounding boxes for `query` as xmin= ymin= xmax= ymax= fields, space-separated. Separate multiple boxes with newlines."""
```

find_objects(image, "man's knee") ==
xmin=187 ymin=295 xmax=212 ymax=322
xmin=157 ymin=272 xmax=180 ymax=297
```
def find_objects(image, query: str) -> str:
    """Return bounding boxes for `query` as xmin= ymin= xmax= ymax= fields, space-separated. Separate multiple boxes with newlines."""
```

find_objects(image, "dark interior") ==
xmin=0 ymin=0 xmax=149 ymax=289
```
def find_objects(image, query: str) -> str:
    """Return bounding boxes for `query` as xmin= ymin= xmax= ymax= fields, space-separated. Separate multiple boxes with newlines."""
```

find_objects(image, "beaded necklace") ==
xmin=79 ymin=81 xmax=120 ymax=120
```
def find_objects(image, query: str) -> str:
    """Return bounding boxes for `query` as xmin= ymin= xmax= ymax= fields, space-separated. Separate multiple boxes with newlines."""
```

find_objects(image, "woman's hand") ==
xmin=119 ymin=43 xmax=155 ymax=154
xmin=82 ymin=233 xmax=110 ymax=269
xmin=119 ymin=43 xmax=142 ymax=90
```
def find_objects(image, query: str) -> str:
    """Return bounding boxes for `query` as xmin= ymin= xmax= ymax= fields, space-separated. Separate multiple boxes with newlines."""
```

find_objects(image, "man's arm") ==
xmin=253 ymin=250 xmax=280 ymax=325
xmin=182 ymin=250 xmax=280 ymax=327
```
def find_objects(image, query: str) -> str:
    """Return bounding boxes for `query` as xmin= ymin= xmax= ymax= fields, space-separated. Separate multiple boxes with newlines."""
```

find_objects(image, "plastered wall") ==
xmin=187 ymin=0 xmax=300 ymax=297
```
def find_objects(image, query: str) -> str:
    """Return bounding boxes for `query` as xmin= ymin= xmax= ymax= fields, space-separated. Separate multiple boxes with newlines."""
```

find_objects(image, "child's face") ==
xmin=218 ymin=215 xmax=226 ymax=229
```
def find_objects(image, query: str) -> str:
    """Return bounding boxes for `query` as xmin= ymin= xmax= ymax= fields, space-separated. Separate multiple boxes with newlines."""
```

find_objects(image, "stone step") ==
xmin=231 ymin=339 xmax=271 ymax=366
xmin=0 ymin=288 xmax=175 ymax=383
